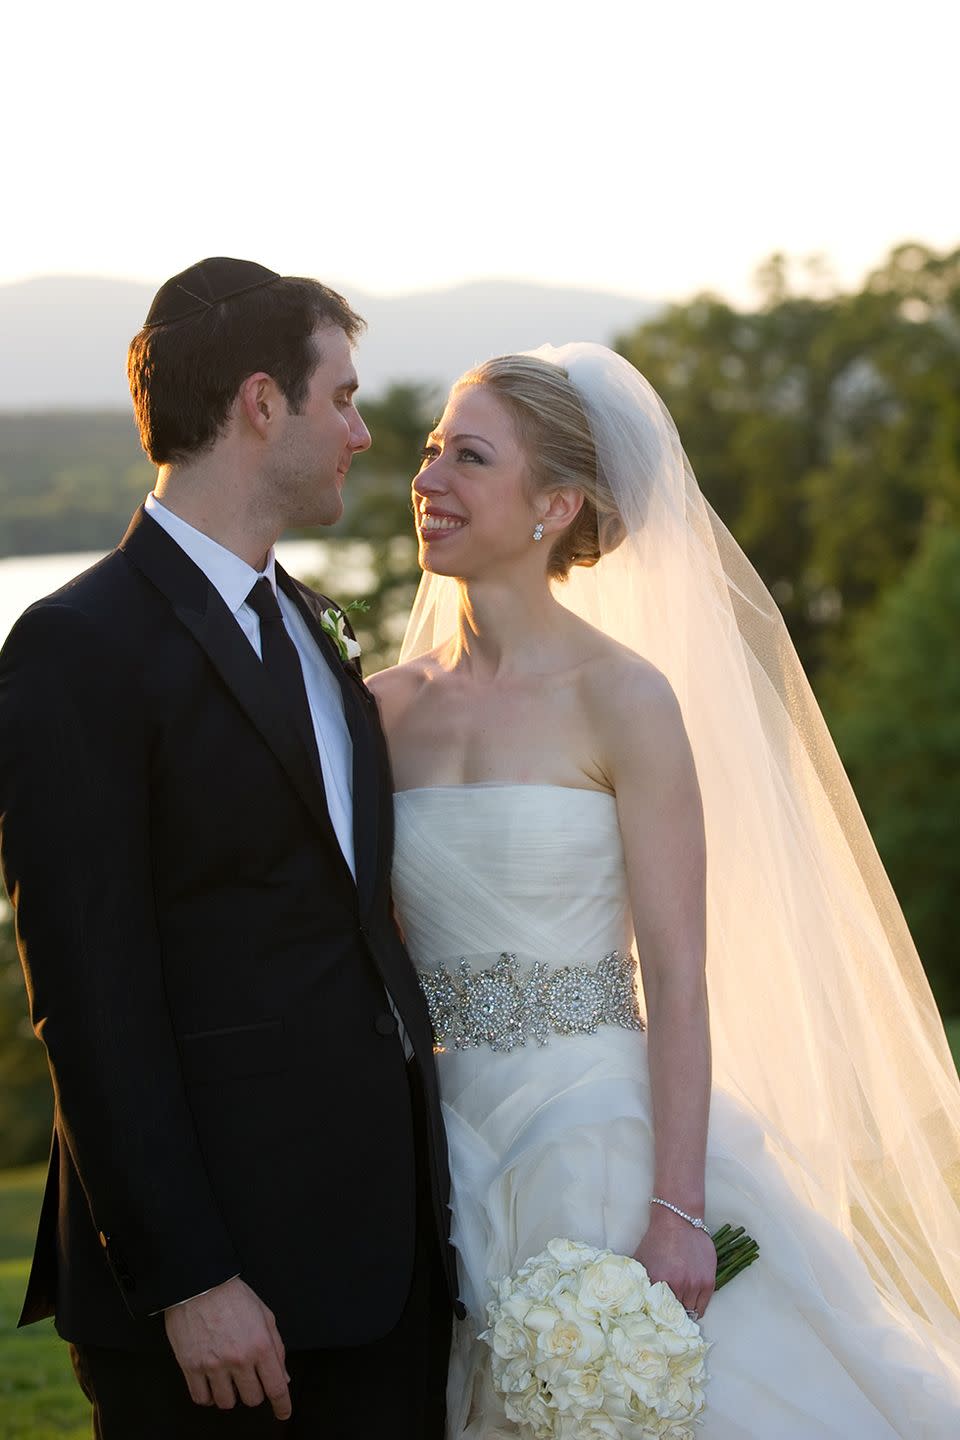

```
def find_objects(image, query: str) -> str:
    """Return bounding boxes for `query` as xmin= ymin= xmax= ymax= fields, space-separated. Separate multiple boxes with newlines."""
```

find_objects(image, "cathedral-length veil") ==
xmin=399 ymin=342 xmax=960 ymax=1374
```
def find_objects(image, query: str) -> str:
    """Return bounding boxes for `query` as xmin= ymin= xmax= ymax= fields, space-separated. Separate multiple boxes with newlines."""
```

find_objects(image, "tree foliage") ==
xmin=0 ymin=412 xmax=154 ymax=557
xmin=827 ymin=526 xmax=960 ymax=1013
xmin=614 ymin=243 xmax=960 ymax=683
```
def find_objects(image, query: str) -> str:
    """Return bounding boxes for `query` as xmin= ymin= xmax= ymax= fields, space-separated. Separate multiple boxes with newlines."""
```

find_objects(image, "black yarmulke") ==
xmin=143 ymin=257 xmax=282 ymax=328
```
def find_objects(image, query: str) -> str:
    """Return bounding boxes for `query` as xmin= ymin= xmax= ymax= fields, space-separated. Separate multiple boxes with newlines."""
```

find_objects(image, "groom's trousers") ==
xmin=68 ymin=1064 xmax=452 ymax=1439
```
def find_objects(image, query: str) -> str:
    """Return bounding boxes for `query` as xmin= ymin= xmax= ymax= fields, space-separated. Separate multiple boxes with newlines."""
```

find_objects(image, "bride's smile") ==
xmin=417 ymin=506 xmax=469 ymax=537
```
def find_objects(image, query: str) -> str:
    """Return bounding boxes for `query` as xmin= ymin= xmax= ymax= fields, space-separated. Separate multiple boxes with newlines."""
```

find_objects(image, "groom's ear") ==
xmin=237 ymin=372 xmax=282 ymax=439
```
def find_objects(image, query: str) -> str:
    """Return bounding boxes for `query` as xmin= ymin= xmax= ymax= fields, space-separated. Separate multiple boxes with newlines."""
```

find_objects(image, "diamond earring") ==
xmin=533 ymin=523 xmax=544 ymax=542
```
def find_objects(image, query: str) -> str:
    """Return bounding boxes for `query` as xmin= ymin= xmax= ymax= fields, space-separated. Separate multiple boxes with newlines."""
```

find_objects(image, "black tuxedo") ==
xmin=0 ymin=508 xmax=458 ymax=1375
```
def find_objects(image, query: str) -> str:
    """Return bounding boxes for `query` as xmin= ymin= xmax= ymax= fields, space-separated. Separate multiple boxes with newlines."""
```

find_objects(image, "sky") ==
xmin=3 ymin=0 xmax=957 ymax=305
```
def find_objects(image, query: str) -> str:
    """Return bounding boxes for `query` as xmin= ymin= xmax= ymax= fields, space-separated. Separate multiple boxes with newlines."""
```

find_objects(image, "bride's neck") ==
xmin=451 ymin=575 xmax=563 ymax=677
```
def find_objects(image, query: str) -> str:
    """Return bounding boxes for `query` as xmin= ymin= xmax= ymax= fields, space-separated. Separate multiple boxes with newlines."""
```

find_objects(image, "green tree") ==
xmin=614 ymin=243 xmax=960 ymax=686
xmin=829 ymin=525 xmax=960 ymax=1013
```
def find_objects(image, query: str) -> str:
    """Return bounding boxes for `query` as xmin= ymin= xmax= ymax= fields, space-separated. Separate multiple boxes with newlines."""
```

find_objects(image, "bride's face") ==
xmin=412 ymin=385 xmax=540 ymax=578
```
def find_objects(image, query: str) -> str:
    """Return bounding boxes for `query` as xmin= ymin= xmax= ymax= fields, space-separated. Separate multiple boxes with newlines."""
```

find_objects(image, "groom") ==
xmin=0 ymin=258 xmax=457 ymax=1436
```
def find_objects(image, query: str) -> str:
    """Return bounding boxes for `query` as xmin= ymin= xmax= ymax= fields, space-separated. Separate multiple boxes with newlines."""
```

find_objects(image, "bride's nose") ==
xmin=412 ymin=460 xmax=449 ymax=500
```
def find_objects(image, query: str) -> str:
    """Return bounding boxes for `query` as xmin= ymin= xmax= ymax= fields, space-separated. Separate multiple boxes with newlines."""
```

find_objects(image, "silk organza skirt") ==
xmin=438 ymin=1026 xmax=960 ymax=1439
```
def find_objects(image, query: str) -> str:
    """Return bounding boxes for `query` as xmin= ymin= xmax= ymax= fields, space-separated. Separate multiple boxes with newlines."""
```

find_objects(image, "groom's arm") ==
xmin=0 ymin=603 xmax=241 ymax=1317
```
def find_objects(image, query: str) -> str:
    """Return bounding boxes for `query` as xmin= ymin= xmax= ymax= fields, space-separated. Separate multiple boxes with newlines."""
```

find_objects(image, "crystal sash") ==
xmin=419 ymin=949 xmax=644 ymax=1053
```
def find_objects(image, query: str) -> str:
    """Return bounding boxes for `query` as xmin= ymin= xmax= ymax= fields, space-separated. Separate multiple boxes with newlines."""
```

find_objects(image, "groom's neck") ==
xmin=153 ymin=454 xmax=282 ymax=572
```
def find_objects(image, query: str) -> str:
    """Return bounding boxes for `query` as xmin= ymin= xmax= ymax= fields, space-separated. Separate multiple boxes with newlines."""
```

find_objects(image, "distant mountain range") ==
xmin=0 ymin=276 xmax=659 ymax=411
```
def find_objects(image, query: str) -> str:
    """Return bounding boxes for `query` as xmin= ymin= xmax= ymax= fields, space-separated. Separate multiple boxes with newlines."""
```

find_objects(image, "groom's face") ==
xmin=270 ymin=324 xmax=371 ymax=527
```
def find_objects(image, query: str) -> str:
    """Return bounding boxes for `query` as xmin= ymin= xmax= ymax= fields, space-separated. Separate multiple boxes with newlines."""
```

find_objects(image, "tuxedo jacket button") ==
xmin=374 ymin=1013 xmax=398 ymax=1035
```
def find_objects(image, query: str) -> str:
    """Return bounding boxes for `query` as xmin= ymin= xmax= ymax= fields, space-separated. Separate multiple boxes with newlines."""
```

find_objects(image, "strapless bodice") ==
xmin=391 ymin=784 xmax=633 ymax=969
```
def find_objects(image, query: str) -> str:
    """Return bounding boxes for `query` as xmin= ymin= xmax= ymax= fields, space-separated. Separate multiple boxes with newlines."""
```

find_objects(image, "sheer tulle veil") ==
xmin=399 ymin=341 xmax=960 ymax=1368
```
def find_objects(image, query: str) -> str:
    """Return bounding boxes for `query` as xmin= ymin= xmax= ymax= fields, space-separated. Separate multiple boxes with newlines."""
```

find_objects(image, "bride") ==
xmin=367 ymin=343 xmax=960 ymax=1437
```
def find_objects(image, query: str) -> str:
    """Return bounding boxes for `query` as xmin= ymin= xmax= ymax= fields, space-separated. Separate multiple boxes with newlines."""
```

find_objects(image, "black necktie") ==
xmin=245 ymin=578 xmax=321 ymax=772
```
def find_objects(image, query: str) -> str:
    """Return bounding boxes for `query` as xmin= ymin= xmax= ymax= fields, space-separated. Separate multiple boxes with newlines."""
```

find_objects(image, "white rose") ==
xmin=537 ymin=1320 xmax=585 ymax=1363
xmin=494 ymin=1273 xmax=515 ymax=1304
xmin=563 ymin=1413 xmax=622 ymax=1439
xmin=651 ymin=1366 xmax=708 ymax=1424
xmin=497 ymin=1358 xmax=536 ymax=1395
xmin=578 ymin=1254 xmax=650 ymax=1318
xmin=598 ymin=1359 xmax=630 ymax=1405
xmin=669 ymin=1338 xmax=711 ymax=1378
xmin=504 ymin=1379 xmax=553 ymax=1435
xmin=517 ymin=1246 xmax=554 ymax=1278
xmin=525 ymin=1302 xmax=563 ymax=1335
xmin=658 ymin=1328 xmax=700 ymax=1358
xmin=522 ymin=1262 xmax=563 ymax=1300
xmin=501 ymin=1291 xmax=538 ymax=1326
xmin=609 ymin=1324 xmax=669 ymax=1406
xmin=565 ymin=1366 xmax=604 ymax=1413
xmin=555 ymin=1293 xmax=607 ymax=1360
xmin=490 ymin=1314 xmax=531 ymax=1361
xmin=644 ymin=1280 xmax=694 ymax=1333
xmin=535 ymin=1316 xmax=605 ymax=1374
xmin=547 ymin=1236 xmax=602 ymax=1269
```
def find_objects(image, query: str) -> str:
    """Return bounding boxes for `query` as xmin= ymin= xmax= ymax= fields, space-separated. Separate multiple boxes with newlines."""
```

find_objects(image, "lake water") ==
xmin=0 ymin=539 xmax=380 ymax=646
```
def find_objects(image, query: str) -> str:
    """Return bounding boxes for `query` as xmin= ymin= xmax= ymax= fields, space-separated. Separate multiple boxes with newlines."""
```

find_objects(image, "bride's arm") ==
xmin=592 ymin=656 xmax=716 ymax=1318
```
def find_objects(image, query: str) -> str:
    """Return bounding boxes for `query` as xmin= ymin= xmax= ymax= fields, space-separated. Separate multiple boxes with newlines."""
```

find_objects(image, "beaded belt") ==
xmin=418 ymin=950 xmax=645 ymax=1054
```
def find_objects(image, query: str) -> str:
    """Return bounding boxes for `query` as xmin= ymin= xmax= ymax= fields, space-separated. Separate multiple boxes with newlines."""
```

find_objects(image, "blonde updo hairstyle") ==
xmin=453 ymin=354 xmax=624 ymax=581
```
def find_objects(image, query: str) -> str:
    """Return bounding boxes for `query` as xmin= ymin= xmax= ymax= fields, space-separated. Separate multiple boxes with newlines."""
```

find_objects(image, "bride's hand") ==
xmin=634 ymin=1206 xmax=717 ymax=1321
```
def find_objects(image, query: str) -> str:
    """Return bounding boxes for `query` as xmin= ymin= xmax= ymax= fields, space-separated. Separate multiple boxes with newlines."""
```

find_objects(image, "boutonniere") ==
xmin=319 ymin=600 xmax=368 ymax=663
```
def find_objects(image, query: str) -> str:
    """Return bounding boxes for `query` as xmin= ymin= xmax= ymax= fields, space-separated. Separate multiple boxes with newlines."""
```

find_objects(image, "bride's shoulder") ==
xmin=578 ymin=635 xmax=686 ymax=756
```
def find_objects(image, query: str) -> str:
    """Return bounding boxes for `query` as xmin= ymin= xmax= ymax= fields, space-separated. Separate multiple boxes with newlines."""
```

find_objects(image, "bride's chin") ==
xmin=418 ymin=544 xmax=468 ymax=578
xmin=421 ymin=558 xmax=463 ymax=578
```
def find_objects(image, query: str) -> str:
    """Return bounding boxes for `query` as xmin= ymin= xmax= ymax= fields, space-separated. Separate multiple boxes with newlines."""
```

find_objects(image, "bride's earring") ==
xmin=533 ymin=523 xmax=544 ymax=542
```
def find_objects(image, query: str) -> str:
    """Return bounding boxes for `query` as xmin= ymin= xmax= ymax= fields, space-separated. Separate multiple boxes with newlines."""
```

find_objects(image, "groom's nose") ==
xmin=350 ymin=409 xmax=372 ymax=452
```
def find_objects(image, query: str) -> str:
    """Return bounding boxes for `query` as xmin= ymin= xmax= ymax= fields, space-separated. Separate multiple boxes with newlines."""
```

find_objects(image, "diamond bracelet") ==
xmin=649 ymin=1196 xmax=709 ymax=1232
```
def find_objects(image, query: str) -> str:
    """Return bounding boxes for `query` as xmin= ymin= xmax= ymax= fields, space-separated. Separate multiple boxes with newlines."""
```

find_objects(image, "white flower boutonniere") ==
xmin=319 ymin=601 xmax=366 ymax=663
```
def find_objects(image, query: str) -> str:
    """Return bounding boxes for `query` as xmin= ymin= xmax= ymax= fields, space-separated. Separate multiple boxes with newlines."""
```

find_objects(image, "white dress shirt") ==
xmin=144 ymin=493 xmax=355 ymax=877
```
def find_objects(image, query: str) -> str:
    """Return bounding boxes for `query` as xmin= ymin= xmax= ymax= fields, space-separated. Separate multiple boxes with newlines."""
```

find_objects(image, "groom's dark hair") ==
xmin=127 ymin=277 xmax=365 ymax=464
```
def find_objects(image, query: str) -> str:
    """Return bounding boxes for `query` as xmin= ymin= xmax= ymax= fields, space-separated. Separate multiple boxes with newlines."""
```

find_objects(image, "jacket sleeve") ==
xmin=0 ymin=603 xmax=240 ymax=1316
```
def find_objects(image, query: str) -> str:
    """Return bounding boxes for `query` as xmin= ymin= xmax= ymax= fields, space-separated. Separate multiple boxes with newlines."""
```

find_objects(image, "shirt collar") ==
xmin=144 ymin=492 xmax=277 ymax=615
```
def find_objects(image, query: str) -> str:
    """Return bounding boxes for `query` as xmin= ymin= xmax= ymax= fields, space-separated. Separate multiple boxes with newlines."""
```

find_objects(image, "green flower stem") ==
xmin=716 ymin=1244 xmax=759 ymax=1271
xmin=715 ymin=1236 xmax=755 ymax=1264
xmin=715 ymin=1224 xmax=745 ymax=1246
xmin=716 ymin=1249 xmax=759 ymax=1287
xmin=717 ymin=1237 xmax=758 ymax=1259
xmin=710 ymin=1221 xmax=759 ymax=1291
xmin=717 ymin=1255 xmax=759 ymax=1289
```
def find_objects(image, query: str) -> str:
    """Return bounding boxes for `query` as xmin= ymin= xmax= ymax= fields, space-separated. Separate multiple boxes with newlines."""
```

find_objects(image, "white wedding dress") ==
xmin=393 ymin=782 xmax=960 ymax=1439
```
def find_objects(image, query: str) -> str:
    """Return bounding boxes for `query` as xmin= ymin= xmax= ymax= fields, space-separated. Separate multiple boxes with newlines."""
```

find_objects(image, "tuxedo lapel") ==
xmin=275 ymin=564 xmax=381 ymax=917
xmin=119 ymin=509 xmax=351 ymax=879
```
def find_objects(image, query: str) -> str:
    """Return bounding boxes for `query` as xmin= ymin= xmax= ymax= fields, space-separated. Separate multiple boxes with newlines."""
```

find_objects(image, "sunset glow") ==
xmin=3 ymin=0 xmax=956 ymax=304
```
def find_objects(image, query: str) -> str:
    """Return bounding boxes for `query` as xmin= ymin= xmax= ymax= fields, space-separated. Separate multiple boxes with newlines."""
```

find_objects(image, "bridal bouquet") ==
xmin=482 ymin=1230 xmax=757 ymax=1439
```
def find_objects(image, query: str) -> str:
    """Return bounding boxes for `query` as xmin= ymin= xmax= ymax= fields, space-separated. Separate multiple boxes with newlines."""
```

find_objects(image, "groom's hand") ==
xmin=164 ymin=1276 xmax=292 ymax=1419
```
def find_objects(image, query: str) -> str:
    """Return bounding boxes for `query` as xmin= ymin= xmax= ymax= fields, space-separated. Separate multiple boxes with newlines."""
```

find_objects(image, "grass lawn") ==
xmin=1 ymin=1023 xmax=959 ymax=1435
xmin=0 ymin=1167 xmax=88 ymax=1438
